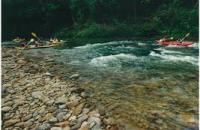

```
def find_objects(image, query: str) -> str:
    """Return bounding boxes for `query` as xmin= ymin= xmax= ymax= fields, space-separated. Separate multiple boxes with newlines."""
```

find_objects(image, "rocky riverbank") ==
xmin=2 ymin=48 xmax=119 ymax=130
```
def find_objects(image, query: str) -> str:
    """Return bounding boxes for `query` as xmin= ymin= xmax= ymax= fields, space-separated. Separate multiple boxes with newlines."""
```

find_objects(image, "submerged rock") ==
xmin=69 ymin=74 xmax=80 ymax=79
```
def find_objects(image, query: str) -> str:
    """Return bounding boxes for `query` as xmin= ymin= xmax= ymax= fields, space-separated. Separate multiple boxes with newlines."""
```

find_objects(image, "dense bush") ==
xmin=2 ymin=0 xmax=198 ymax=40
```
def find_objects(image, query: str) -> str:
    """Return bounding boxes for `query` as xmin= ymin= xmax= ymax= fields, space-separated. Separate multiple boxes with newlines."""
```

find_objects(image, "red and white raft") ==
xmin=156 ymin=39 xmax=193 ymax=46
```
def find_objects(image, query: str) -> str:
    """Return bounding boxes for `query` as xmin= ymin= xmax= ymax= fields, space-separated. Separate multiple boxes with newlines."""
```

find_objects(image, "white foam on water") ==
xmin=75 ymin=40 xmax=133 ymax=49
xmin=138 ymin=42 xmax=146 ymax=46
xmin=89 ymin=53 xmax=137 ymax=67
xmin=150 ymin=51 xmax=198 ymax=66
xmin=188 ymin=42 xmax=199 ymax=48
xmin=155 ymin=48 xmax=184 ymax=54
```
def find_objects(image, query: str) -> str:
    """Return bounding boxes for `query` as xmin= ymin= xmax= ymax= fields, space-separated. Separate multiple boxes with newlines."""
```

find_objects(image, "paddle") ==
xmin=31 ymin=32 xmax=40 ymax=41
xmin=179 ymin=33 xmax=190 ymax=42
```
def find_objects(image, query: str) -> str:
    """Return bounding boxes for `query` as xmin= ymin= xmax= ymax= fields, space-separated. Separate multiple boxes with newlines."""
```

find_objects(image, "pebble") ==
xmin=2 ymin=106 xmax=12 ymax=112
xmin=73 ymin=103 xmax=85 ymax=115
xmin=66 ymin=99 xmax=80 ymax=108
xmin=103 ymin=118 xmax=115 ymax=125
xmin=55 ymin=121 xmax=69 ymax=127
xmin=49 ymin=117 xmax=58 ymax=123
xmin=37 ymin=123 xmax=51 ymax=130
xmin=88 ymin=116 xmax=101 ymax=130
xmin=58 ymin=104 xmax=66 ymax=109
xmin=63 ymin=126 xmax=70 ymax=130
xmin=2 ymin=48 xmax=107 ymax=130
xmin=50 ymin=127 xmax=62 ymax=130
xmin=56 ymin=112 xmax=67 ymax=121
xmin=69 ymin=74 xmax=80 ymax=79
xmin=4 ymin=119 xmax=21 ymax=127
xmin=55 ymin=96 xmax=67 ymax=104
xmin=32 ymin=91 xmax=43 ymax=100
xmin=78 ymin=122 xmax=89 ymax=130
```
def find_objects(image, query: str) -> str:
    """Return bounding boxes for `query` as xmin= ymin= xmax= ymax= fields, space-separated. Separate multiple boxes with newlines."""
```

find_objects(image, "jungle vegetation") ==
xmin=2 ymin=0 xmax=198 ymax=41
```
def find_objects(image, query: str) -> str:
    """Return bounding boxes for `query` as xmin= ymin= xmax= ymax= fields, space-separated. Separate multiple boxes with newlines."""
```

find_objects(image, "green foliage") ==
xmin=2 ymin=0 xmax=198 ymax=40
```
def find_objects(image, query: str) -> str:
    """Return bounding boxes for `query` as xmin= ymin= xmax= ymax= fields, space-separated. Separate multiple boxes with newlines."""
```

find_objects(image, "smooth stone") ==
xmin=69 ymin=74 xmax=80 ymax=79
xmin=63 ymin=126 xmax=70 ymax=130
xmin=78 ymin=122 xmax=89 ymax=130
xmin=2 ymin=106 xmax=12 ymax=112
xmin=55 ymin=96 xmax=67 ymax=104
xmin=58 ymin=104 xmax=66 ymax=109
xmin=46 ymin=100 xmax=54 ymax=106
xmin=4 ymin=119 xmax=20 ymax=127
xmin=78 ymin=115 xmax=88 ymax=124
xmin=55 ymin=121 xmax=69 ymax=127
xmin=88 ymin=117 xmax=101 ymax=130
xmin=72 ymin=103 xmax=85 ymax=115
xmin=14 ymin=122 xmax=25 ymax=127
xmin=49 ymin=117 xmax=58 ymax=123
xmin=103 ymin=118 xmax=115 ymax=125
xmin=24 ymin=121 xmax=33 ymax=127
xmin=50 ymin=127 xmax=62 ymax=130
xmin=82 ymin=108 xmax=90 ymax=114
xmin=66 ymin=99 xmax=79 ymax=108
xmin=56 ymin=112 xmax=67 ymax=121
xmin=71 ymin=122 xmax=82 ymax=130
xmin=32 ymin=91 xmax=43 ymax=99
xmin=23 ymin=114 xmax=32 ymax=121
xmin=44 ymin=72 xmax=52 ymax=77
xmin=37 ymin=123 xmax=51 ymax=130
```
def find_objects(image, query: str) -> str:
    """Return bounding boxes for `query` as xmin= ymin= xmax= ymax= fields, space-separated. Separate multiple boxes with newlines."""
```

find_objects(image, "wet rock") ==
xmin=44 ymin=72 xmax=52 ymax=77
xmin=55 ymin=96 xmax=67 ymax=104
xmin=66 ymin=99 xmax=80 ymax=108
xmin=69 ymin=74 xmax=80 ymax=79
xmin=37 ymin=123 xmax=51 ymax=130
xmin=4 ymin=119 xmax=20 ymax=127
xmin=2 ymin=106 xmax=12 ymax=112
xmin=50 ymin=127 xmax=62 ymax=130
xmin=103 ymin=118 xmax=115 ymax=125
xmin=49 ymin=117 xmax=58 ymax=123
xmin=78 ymin=122 xmax=89 ymax=130
xmin=63 ymin=126 xmax=70 ymax=130
xmin=88 ymin=116 xmax=101 ymax=130
xmin=78 ymin=115 xmax=88 ymax=124
xmin=14 ymin=122 xmax=25 ymax=127
xmin=46 ymin=100 xmax=54 ymax=106
xmin=71 ymin=122 xmax=82 ymax=130
xmin=32 ymin=91 xmax=43 ymax=100
xmin=23 ymin=114 xmax=32 ymax=121
xmin=155 ymin=119 xmax=163 ymax=124
xmin=24 ymin=121 xmax=33 ymax=127
xmin=72 ymin=103 xmax=85 ymax=115
xmin=56 ymin=112 xmax=67 ymax=121
xmin=17 ymin=59 xmax=26 ymax=64
xmin=55 ymin=121 xmax=69 ymax=127
xmin=58 ymin=104 xmax=66 ymax=109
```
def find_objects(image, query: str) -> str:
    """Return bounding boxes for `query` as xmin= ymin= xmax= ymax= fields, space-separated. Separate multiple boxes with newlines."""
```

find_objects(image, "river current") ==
xmin=24 ymin=40 xmax=199 ymax=130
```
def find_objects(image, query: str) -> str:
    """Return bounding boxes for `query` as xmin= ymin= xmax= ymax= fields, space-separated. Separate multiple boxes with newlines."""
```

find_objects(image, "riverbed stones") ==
xmin=50 ymin=127 xmax=62 ymax=130
xmin=69 ymin=74 xmax=80 ymax=79
xmin=49 ymin=117 xmax=58 ymax=123
xmin=56 ymin=112 xmax=67 ymax=121
xmin=55 ymin=96 xmax=67 ymax=104
xmin=2 ymin=48 xmax=109 ymax=130
xmin=2 ymin=106 xmax=12 ymax=112
xmin=37 ymin=123 xmax=51 ymax=130
xmin=4 ymin=119 xmax=21 ymax=127
xmin=32 ymin=91 xmax=43 ymax=100
xmin=78 ymin=121 xmax=90 ymax=130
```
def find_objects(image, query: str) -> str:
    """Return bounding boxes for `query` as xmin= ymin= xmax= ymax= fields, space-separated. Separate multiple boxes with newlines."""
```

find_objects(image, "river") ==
xmin=23 ymin=40 xmax=198 ymax=130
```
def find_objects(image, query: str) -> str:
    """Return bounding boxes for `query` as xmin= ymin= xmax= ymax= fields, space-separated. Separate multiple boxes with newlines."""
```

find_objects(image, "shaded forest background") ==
xmin=2 ymin=0 xmax=198 ymax=41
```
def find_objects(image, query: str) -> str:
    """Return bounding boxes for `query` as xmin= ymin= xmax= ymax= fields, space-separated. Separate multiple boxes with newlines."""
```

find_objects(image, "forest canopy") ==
xmin=2 ymin=0 xmax=198 ymax=40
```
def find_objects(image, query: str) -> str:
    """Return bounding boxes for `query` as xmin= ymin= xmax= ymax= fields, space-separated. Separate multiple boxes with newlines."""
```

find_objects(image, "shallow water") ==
xmin=24 ymin=40 xmax=199 ymax=130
